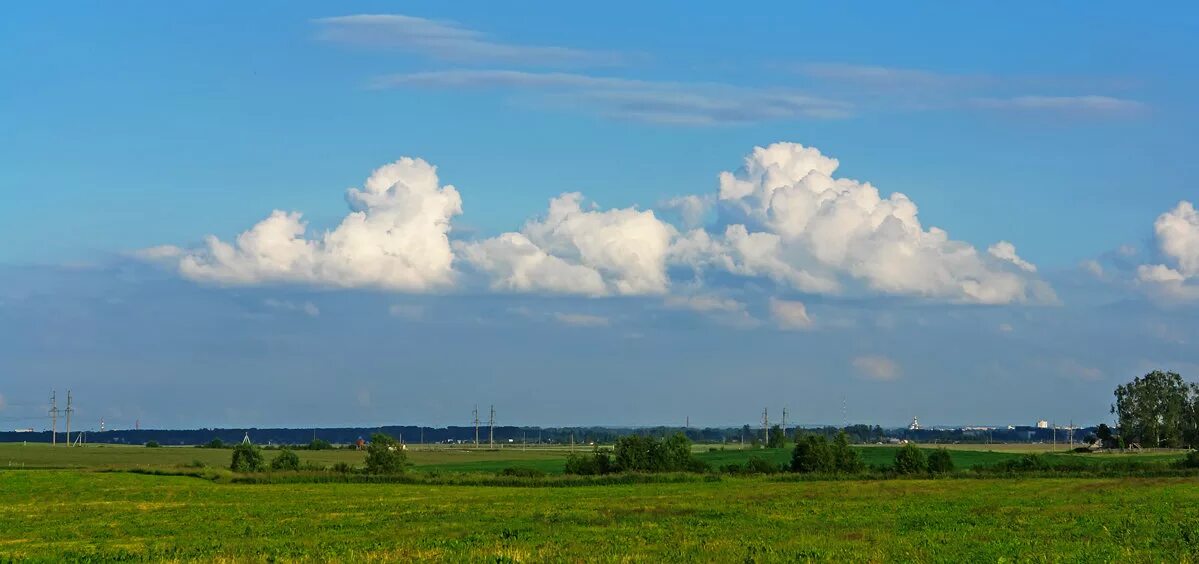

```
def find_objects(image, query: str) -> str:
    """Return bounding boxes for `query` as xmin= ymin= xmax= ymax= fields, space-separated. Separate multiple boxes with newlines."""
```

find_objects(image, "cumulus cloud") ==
xmin=769 ymin=298 xmax=813 ymax=330
xmin=1137 ymin=201 xmax=1199 ymax=301
xmin=313 ymin=14 xmax=615 ymax=66
xmin=671 ymin=142 xmax=1053 ymax=304
xmin=553 ymin=312 xmax=610 ymax=327
xmin=458 ymin=193 xmax=676 ymax=296
xmin=134 ymin=245 xmax=184 ymax=260
xmin=171 ymin=158 xmax=462 ymax=292
xmin=851 ymin=355 xmax=900 ymax=381
xmin=660 ymin=194 xmax=714 ymax=229
xmin=988 ymin=241 xmax=1037 ymax=272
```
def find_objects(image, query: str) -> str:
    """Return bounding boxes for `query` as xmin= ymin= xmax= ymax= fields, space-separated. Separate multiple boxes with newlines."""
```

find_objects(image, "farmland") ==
xmin=4 ymin=469 xmax=1199 ymax=561
xmin=1 ymin=441 xmax=1196 ymax=561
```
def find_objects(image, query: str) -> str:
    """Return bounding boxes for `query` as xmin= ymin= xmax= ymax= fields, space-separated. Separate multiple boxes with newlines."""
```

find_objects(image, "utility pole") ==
xmin=49 ymin=391 xmax=59 ymax=446
xmin=65 ymin=390 xmax=73 ymax=447
xmin=781 ymin=408 xmax=788 ymax=439
xmin=488 ymin=405 xmax=495 ymax=449
xmin=762 ymin=408 xmax=769 ymax=448
xmin=473 ymin=405 xmax=480 ymax=448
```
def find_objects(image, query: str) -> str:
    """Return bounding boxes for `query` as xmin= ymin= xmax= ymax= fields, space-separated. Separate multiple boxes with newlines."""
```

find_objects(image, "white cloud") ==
xmin=988 ymin=241 xmax=1036 ymax=272
xmin=972 ymin=95 xmax=1144 ymax=116
xmin=1056 ymin=358 xmax=1103 ymax=382
xmin=998 ymin=323 xmax=1014 ymax=333
xmin=134 ymin=245 xmax=184 ymax=260
xmin=663 ymin=294 xmax=760 ymax=329
xmin=851 ymin=355 xmax=900 ymax=381
xmin=264 ymin=299 xmax=320 ymax=317
xmin=553 ymin=312 xmax=610 ymax=327
xmin=313 ymin=15 xmax=614 ymax=66
xmin=1080 ymin=259 xmax=1104 ymax=278
xmin=171 ymin=158 xmax=462 ymax=292
xmin=769 ymin=298 xmax=813 ymax=330
xmin=672 ymin=142 xmax=1053 ymax=304
xmin=660 ymin=194 xmax=714 ymax=228
xmin=375 ymin=70 xmax=852 ymax=125
xmin=1137 ymin=201 xmax=1199 ymax=302
xmin=459 ymin=193 xmax=675 ymax=296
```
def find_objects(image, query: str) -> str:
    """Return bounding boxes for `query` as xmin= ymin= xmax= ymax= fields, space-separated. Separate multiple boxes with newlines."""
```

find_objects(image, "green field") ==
xmin=4 ymin=470 xmax=1199 ymax=561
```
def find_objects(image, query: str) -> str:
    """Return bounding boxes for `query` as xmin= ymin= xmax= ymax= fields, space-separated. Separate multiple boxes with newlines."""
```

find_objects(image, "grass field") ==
xmin=4 ymin=470 xmax=1199 ymax=561
xmin=3 ymin=442 xmax=1185 ymax=476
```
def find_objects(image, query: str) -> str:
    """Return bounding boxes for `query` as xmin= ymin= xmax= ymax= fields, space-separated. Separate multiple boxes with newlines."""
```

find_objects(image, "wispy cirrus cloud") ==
xmin=971 ymin=95 xmax=1145 ymax=116
xmin=314 ymin=14 xmax=620 ymax=66
xmin=374 ymin=70 xmax=852 ymax=125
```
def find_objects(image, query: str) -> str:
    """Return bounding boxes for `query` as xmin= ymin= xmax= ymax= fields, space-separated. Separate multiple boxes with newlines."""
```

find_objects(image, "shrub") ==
xmin=270 ymin=449 xmax=301 ymax=471
xmin=893 ymin=443 xmax=928 ymax=475
xmin=144 ymin=441 xmax=160 ymax=448
xmin=205 ymin=438 xmax=225 ymax=449
xmin=791 ymin=435 xmax=835 ymax=473
xmin=364 ymin=433 xmax=407 ymax=474
xmin=1178 ymin=451 xmax=1199 ymax=469
xmin=832 ymin=432 xmax=864 ymax=473
xmin=230 ymin=443 xmax=265 ymax=472
xmin=927 ymin=448 xmax=955 ymax=474
xmin=745 ymin=456 xmax=781 ymax=474
xmin=307 ymin=438 xmax=333 ymax=451
xmin=564 ymin=451 xmax=613 ymax=475
xmin=500 ymin=467 xmax=547 ymax=478
xmin=331 ymin=462 xmax=353 ymax=474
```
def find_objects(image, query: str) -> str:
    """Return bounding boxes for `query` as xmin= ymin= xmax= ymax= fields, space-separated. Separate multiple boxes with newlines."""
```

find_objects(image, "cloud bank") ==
xmin=156 ymin=142 xmax=1053 ymax=311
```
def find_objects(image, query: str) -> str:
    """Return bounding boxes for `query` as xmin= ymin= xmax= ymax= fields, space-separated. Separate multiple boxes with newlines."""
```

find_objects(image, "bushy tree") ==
xmin=564 ymin=451 xmax=613 ymax=475
xmin=205 ymin=438 xmax=225 ymax=449
xmin=791 ymin=434 xmax=835 ymax=473
xmin=307 ymin=438 xmax=333 ymax=451
xmin=893 ymin=443 xmax=928 ymax=475
xmin=767 ymin=425 xmax=787 ymax=448
xmin=745 ymin=456 xmax=781 ymax=474
xmin=611 ymin=433 xmax=702 ymax=473
xmin=364 ymin=433 xmax=407 ymax=474
xmin=832 ymin=431 xmax=864 ymax=473
xmin=927 ymin=448 xmax=954 ymax=474
xmin=144 ymin=440 xmax=160 ymax=448
xmin=270 ymin=448 xmax=301 ymax=471
xmin=230 ymin=443 xmax=265 ymax=472
xmin=1113 ymin=370 xmax=1192 ymax=448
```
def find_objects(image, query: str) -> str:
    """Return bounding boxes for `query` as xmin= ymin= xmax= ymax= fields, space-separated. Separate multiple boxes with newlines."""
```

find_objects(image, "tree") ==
xmin=1095 ymin=423 xmax=1115 ymax=449
xmin=205 ymin=438 xmax=225 ymax=449
xmin=364 ymin=433 xmax=407 ymax=474
xmin=832 ymin=431 xmax=864 ymax=473
xmin=270 ymin=448 xmax=300 ymax=471
xmin=230 ymin=443 xmax=265 ymax=472
xmin=307 ymin=438 xmax=332 ymax=451
xmin=893 ymin=443 xmax=928 ymax=475
xmin=1113 ymin=370 xmax=1192 ymax=448
xmin=927 ymin=448 xmax=954 ymax=474
xmin=611 ymin=433 xmax=702 ymax=473
xmin=791 ymin=434 xmax=835 ymax=473
xmin=144 ymin=440 xmax=160 ymax=448
xmin=767 ymin=425 xmax=787 ymax=449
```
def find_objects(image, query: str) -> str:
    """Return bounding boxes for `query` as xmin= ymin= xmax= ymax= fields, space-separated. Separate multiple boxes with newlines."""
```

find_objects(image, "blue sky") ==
xmin=2 ymin=3 xmax=1197 ymax=429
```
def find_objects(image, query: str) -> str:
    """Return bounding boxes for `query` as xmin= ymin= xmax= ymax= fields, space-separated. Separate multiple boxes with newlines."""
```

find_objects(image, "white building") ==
xmin=1036 ymin=420 xmax=1049 ymax=429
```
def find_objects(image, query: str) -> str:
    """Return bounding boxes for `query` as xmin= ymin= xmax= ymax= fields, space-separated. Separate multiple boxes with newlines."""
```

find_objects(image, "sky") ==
xmin=2 ymin=2 xmax=1198 ymax=430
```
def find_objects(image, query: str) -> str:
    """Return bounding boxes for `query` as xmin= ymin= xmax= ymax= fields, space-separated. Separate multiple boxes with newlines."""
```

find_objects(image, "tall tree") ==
xmin=1112 ymin=370 xmax=1191 ymax=448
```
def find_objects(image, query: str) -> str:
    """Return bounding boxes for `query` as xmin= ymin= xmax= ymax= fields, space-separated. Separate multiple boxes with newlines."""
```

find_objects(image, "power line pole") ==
xmin=49 ymin=391 xmax=59 ymax=446
xmin=488 ymin=405 xmax=495 ymax=449
xmin=761 ymin=407 xmax=768 ymax=448
xmin=781 ymin=408 xmax=788 ymax=439
xmin=65 ymin=390 xmax=73 ymax=447
xmin=473 ymin=405 xmax=480 ymax=448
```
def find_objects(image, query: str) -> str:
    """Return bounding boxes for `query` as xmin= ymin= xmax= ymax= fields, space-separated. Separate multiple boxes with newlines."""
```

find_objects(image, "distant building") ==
xmin=1036 ymin=420 xmax=1049 ymax=429
xmin=909 ymin=417 xmax=920 ymax=431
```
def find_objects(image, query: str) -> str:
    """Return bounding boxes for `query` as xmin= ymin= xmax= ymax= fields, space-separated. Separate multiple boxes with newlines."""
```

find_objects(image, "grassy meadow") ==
xmin=4 ymin=441 xmax=1196 ymax=561
xmin=4 ymin=470 xmax=1199 ymax=561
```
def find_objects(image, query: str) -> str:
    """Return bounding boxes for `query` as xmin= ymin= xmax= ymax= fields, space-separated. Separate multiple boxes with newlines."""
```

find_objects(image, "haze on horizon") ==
xmin=2 ymin=2 xmax=1198 ymax=431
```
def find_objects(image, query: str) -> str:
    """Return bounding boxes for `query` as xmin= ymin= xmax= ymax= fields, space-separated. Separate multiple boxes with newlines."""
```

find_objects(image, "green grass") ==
xmin=4 ymin=470 xmax=1199 ymax=561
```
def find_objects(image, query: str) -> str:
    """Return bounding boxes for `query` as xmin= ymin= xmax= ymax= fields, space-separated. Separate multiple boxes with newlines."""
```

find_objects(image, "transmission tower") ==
xmin=473 ymin=405 xmax=480 ymax=448
xmin=761 ymin=407 xmax=769 ymax=447
xmin=49 ymin=391 xmax=59 ymax=446
xmin=65 ymin=390 xmax=74 ymax=447
xmin=488 ymin=405 xmax=495 ymax=449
